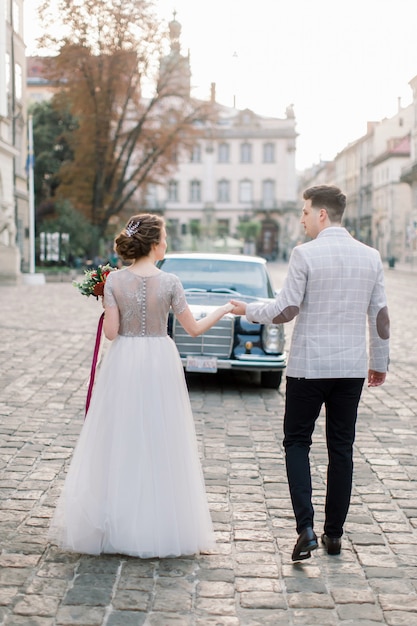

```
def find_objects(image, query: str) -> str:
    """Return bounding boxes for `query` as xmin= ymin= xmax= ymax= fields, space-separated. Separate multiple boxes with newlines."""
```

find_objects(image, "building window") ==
xmin=263 ymin=143 xmax=275 ymax=163
xmin=13 ymin=1 xmax=20 ymax=32
xmin=15 ymin=63 xmax=22 ymax=100
xmin=239 ymin=180 xmax=253 ymax=203
xmin=217 ymin=179 xmax=230 ymax=203
xmin=189 ymin=180 xmax=201 ymax=202
xmin=218 ymin=142 xmax=230 ymax=163
xmin=145 ymin=184 xmax=158 ymax=208
xmin=190 ymin=144 xmax=201 ymax=163
xmin=167 ymin=180 xmax=179 ymax=202
xmin=5 ymin=53 xmax=10 ymax=94
xmin=262 ymin=180 xmax=275 ymax=208
xmin=240 ymin=143 xmax=252 ymax=163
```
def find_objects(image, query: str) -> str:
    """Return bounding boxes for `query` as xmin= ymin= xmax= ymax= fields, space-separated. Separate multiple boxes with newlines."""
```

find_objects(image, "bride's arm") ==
xmin=175 ymin=303 xmax=234 ymax=338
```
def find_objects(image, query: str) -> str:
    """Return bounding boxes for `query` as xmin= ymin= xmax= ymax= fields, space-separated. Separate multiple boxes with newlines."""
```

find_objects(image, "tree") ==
xmin=237 ymin=220 xmax=262 ymax=242
xmin=29 ymin=99 xmax=77 ymax=222
xmin=37 ymin=0 xmax=213 ymax=254
xmin=39 ymin=199 xmax=96 ymax=263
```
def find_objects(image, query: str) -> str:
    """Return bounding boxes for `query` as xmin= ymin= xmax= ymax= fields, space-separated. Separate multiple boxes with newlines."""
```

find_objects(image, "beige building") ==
xmin=400 ymin=75 xmax=417 ymax=263
xmin=26 ymin=56 xmax=55 ymax=103
xmin=142 ymin=16 xmax=300 ymax=260
xmin=143 ymin=100 xmax=300 ymax=260
xmin=300 ymin=99 xmax=414 ymax=264
xmin=0 ymin=0 xmax=29 ymax=281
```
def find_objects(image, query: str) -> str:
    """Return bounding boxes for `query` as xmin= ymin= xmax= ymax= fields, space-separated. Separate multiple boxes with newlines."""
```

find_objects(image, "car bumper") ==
xmin=182 ymin=352 xmax=287 ymax=373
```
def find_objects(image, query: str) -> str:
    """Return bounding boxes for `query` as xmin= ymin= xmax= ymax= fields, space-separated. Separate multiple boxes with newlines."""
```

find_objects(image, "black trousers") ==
xmin=283 ymin=376 xmax=364 ymax=538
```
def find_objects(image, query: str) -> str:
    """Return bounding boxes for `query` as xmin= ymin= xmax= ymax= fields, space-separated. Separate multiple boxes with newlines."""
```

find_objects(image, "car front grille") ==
xmin=172 ymin=316 xmax=234 ymax=358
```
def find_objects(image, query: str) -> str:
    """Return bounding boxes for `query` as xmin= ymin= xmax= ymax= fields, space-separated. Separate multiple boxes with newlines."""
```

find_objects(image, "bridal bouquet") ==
xmin=73 ymin=263 xmax=117 ymax=299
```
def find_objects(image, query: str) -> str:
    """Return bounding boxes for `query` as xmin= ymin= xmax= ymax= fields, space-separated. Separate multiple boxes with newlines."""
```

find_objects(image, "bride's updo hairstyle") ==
xmin=114 ymin=213 xmax=165 ymax=261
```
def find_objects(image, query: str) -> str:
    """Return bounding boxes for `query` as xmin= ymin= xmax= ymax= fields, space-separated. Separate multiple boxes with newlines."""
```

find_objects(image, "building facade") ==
xmin=400 ymin=75 xmax=417 ymax=262
xmin=144 ymin=101 xmax=300 ymax=260
xmin=140 ymin=15 xmax=299 ymax=260
xmin=301 ymin=99 xmax=414 ymax=264
xmin=0 ymin=0 xmax=29 ymax=280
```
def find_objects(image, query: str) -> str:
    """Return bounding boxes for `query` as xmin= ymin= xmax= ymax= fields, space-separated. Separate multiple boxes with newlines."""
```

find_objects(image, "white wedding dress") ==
xmin=48 ymin=268 xmax=215 ymax=557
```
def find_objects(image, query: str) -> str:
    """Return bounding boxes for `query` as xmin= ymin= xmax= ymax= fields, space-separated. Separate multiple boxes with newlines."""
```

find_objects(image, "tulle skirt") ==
xmin=48 ymin=334 xmax=215 ymax=557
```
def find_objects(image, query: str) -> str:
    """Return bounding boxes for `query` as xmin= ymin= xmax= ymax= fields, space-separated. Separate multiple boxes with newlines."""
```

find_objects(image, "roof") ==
xmin=163 ymin=252 xmax=267 ymax=264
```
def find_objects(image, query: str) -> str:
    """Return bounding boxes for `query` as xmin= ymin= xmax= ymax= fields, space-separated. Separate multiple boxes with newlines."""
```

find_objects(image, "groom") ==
xmin=231 ymin=185 xmax=390 ymax=561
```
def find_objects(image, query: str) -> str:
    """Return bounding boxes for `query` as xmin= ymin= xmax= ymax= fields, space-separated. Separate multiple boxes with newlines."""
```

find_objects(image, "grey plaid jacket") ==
xmin=246 ymin=227 xmax=390 ymax=378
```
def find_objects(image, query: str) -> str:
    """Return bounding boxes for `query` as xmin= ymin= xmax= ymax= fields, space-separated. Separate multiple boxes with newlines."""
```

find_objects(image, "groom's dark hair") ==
xmin=303 ymin=185 xmax=346 ymax=223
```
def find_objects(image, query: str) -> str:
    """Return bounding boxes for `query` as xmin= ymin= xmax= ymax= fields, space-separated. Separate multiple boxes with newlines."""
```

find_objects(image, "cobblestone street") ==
xmin=0 ymin=261 xmax=416 ymax=625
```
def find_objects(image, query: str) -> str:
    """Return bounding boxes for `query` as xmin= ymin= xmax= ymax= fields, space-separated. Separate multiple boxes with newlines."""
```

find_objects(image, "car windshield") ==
xmin=158 ymin=257 xmax=274 ymax=299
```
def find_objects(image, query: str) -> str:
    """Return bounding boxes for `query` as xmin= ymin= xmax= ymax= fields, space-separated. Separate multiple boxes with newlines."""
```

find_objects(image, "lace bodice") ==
xmin=104 ymin=268 xmax=188 ymax=337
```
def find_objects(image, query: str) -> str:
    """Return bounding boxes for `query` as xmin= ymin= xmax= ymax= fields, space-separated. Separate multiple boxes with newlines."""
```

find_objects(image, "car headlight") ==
xmin=262 ymin=324 xmax=283 ymax=354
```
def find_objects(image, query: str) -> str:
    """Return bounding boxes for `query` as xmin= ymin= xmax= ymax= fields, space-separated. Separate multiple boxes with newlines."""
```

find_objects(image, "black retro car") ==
xmin=157 ymin=253 xmax=286 ymax=389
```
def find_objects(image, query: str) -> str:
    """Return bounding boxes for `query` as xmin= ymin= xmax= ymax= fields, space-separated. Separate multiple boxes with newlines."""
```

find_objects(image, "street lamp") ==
xmin=23 ymin=115 xmax=45 ymax=285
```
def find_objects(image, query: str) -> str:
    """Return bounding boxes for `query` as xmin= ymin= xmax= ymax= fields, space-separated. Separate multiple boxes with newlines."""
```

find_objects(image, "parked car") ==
xmin=157 ymin=253 xmax=286 ymax=389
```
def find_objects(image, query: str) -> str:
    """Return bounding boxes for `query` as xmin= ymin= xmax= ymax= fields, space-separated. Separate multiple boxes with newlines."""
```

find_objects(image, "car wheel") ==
xmin=260 ymin=370 xmax=283 ymax=389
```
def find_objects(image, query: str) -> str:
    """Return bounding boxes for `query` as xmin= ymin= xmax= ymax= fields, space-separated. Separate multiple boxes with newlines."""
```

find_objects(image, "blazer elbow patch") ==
xmin=272 ymin=305 xmax=299 ymax=324
xmin=376 ymin=306 xmax=390 ymax=339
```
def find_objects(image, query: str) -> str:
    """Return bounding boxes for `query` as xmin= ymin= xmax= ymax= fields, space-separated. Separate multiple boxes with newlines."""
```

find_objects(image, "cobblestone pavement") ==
xmin=0 ymin=261 xmax=416 ymax=626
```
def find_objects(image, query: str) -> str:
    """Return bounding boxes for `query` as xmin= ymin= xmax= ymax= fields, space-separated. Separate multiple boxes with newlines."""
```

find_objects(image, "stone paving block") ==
xmin=194 ymin=596 xmax=237 ymax=615
xmin=233 ymin=563 xmax=279 ymax=578
xmin=195 ymin=617 xmax=239 ymax=626
xmin=13 ymin=594 xmax=60 ymax=616
xmin=240 ymin=591 xmax=287 ymax=609
xmin=0 ymin=553 xmax=41 ymax=568
xmin=287 ymin=591 xmax=335 ymax=609
xmin=197 ymin=580 xmax=235 ymax=597
xmin=337 ymin=602 xmax=384 ymax=621
xmin=0 ymin=568 xmax=32 ymax=586
xmin=55 ymin=605 xmax=106 ymax=625
xmin=364 ymin=566 xmax=405 ymax=578
xmin=234 ymin=577 xmax=281 ymax=593
xmin=379 ymin=593 xmax=417 ymax=611
xmin=289 ymin=607 xmax=337 ymax=624
xmin=105 ymin=611 xmax=146 ymax=626
xmin=117 ymin=574 xmax=154 ymax=592
xmin=63 ymin=585 xmax=113 ymax=606
xmin=111 ymin=589 xmax=150 ymax=611
xmin=3 ymin=618 xmax=55 ymax=626
xmin=0 ymin=586 xmax=19 ymax=605
xmin=152 ymin=590 xmax=192 ymax=612
xmin=145 ymin=614 xmax=192 ymax=625
xmin=384 ymin=610 xmax=417 ymax=625
xmin=284 ymin=577 xmax=327 ymax=593
xmin=331 ymin=587 xmax=376 ymax=604
xmin=25 ymin=577 xmax=69 ymax=595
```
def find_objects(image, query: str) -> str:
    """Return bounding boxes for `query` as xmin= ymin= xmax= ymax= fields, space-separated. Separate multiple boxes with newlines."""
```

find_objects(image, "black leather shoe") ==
xmin=321 ymin=533 xmax=341 ymax=555
xmin=291 ymin=527 xmax=318 ymax=561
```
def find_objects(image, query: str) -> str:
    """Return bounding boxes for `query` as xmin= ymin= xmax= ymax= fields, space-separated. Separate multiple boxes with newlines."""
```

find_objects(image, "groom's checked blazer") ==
xmin=246 ymin=227 xmax=390 ymax=379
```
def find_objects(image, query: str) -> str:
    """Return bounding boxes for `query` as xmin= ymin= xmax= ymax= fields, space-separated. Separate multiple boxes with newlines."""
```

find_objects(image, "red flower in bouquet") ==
xmin=73 ymin=264 xmax=117 ymax=299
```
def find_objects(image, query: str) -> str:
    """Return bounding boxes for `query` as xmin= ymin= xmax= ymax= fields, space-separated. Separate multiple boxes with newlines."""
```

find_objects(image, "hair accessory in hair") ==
xmin=125 ymin=220 xmax=141 ymax=237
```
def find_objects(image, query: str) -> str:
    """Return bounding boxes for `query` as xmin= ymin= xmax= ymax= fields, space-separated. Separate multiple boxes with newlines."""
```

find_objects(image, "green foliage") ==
xmin=41 ymin=199 xmax=97 ymax=258
xmin=73 ymin=264 xmax=117 ymax=298
xmin=189 ymin=219 xmax=201 ymax=237
xmin=29 ymin=99 xmax=77 ymax=212
xmin=237 ymin=220 xmax=261 ymax=241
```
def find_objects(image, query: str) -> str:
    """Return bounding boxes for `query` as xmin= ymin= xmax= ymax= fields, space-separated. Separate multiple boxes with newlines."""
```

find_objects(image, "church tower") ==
xmin=158 ymin=12 xmax=191 ymax=98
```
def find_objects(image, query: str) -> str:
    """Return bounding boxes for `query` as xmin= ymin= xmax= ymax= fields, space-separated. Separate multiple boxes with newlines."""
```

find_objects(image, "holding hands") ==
xmin=229 ymin=300 xmax=247 ymax=316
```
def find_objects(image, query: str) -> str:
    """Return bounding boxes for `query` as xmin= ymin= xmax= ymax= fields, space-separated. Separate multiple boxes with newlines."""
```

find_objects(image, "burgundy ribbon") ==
xmin=85 ymin=312 xmax=104 ymax=417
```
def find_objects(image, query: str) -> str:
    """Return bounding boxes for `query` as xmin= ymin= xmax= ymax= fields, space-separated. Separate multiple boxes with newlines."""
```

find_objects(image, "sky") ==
xmin=24 ymin=0 xmax=417 ymax=171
